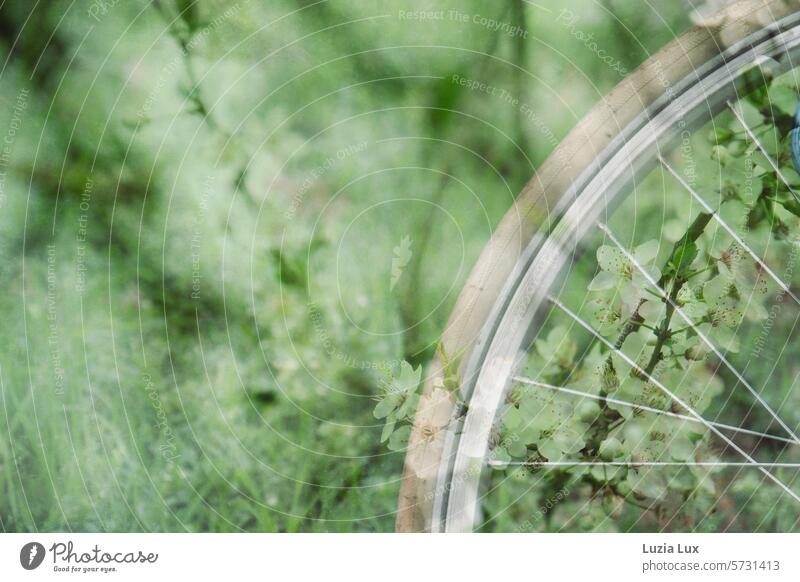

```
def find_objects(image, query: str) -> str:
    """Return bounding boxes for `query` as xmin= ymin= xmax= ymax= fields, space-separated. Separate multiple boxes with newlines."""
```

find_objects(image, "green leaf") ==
xmin=575 ymin=399 xmax=601 ymax=422
xmin=373 ymin=393 xmax=401 ymax=419
xmin=502 ymin=406 xmax=524 ymax=431
xmin=707 ymin=127 xmax=733 ymax=145
xmin=669 ymin=437 xmax=695 ymax=462
xmin=387 ymin=425 xmax=412 ymax=451
xmin=507 ymin=437 xmax=528 ymax=458
xmin=599 ymin=437 xmax=623 ymax=460
xmin=768 ymin=83 xmax=798 ymax=116
xmin=534 ymin=326 xmax=577 ymax=368
xmin=538 ymin=439 xmax=562 ymax=460
xmin=397 ymin=393 xmax=420 ymax=419
xmin=380 ymin=418 xmax=397 ymax=443
xmin=728 ymin=99 xmax=764 ymax=133
xmin=552 ymin=427 xmax=585 ymax=454
xmin=527 ymin=406 xmax=561 ymax=433
xmin=627 ymin=468 xmax=668 ymax=500
xmin=670 ymin=240 xmax=698 ymax=278
xmin=391 ymin=361 xmax=422 ymax=395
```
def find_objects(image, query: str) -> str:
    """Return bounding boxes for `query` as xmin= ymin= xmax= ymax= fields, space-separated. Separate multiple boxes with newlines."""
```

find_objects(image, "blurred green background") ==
xmin=0 ymin=0 xmax=690 ymax=531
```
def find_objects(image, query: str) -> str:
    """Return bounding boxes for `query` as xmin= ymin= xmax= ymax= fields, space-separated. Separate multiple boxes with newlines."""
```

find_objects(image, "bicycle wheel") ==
xmin=398 ymin=0 xmax=800 ymax=532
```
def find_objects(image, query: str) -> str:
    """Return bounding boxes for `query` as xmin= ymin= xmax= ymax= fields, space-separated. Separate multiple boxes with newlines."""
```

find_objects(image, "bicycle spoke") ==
xmin=510 ymin=376 xmax=798 ymax=446
xmin=489 ymin=460 xmax=800 ymax=468
xmin=597 ymin=221 xmax=800 ymax=445
xmin=726 ymin=100 xmax=800 ymax=205
xmin=546 ymin=294 xmax=800 ymax=503
xmin=659 ymin=155 xmax=800 ymax=305
xmin=435 ymin=22 xmax=800 ymax=531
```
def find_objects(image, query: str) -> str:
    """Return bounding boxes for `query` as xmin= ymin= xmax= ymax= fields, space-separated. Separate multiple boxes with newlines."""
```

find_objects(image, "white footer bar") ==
xmin=0 ymin=533 xmax=798 ymax=580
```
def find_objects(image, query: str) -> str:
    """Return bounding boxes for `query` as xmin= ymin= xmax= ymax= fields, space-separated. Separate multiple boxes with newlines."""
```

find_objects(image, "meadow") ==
xmin=0 ymin=1 xmax=690 ymax=531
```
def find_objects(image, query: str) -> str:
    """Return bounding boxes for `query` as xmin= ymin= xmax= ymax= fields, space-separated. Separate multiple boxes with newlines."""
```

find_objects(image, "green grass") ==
xmin=0 ymin=0 xmax=690 ymax=531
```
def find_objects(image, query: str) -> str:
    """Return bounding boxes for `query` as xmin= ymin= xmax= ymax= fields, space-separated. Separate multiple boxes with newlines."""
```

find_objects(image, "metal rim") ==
xmin=436 ymin=12 xmax=800 ymax=533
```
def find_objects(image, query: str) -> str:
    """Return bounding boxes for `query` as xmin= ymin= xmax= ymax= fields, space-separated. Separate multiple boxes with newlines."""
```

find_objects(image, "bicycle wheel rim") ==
xmin=437 ymin=10 xmax=800 ymax=533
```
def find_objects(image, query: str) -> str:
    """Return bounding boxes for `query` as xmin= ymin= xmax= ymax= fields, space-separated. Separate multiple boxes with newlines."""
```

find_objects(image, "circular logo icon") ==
xmin=20 ymin=542 xmax=45 ymax=570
